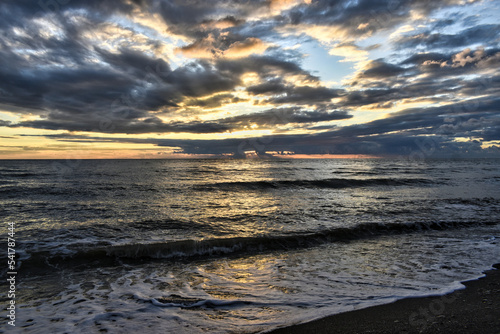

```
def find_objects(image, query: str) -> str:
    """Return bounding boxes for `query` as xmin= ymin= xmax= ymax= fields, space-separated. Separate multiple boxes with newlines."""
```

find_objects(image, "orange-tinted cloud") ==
xmin=177 ymin=37 xmax=269 ymax=59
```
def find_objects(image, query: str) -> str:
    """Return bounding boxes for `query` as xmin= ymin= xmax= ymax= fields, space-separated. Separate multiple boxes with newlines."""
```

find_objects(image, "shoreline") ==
xmin=265 ymin=264 xmax=500 ymax=334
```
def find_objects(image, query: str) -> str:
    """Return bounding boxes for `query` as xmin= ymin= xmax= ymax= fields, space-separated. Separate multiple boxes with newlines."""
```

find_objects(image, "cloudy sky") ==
xmin=1 ymin=0 xmax=499 ymax=159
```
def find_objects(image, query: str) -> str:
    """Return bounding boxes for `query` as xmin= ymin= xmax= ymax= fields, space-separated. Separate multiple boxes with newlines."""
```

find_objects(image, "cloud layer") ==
xmin=1 ymin=0 xmax=499 ymax=158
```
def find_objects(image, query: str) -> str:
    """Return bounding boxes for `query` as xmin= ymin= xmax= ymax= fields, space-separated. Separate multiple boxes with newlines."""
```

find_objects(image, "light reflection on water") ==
xmin=1 ymin=158 xmax=499 ymax=332
xmin=13 ymin=225 xmax=499 ymax=333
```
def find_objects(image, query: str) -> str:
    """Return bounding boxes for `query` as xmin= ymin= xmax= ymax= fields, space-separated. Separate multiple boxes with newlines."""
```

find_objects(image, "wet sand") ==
xmin=266 ymin=264 xmax=500 ymax=334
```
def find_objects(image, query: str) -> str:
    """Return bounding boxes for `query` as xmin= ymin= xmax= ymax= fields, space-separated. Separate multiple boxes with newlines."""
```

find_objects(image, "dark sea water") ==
xmin=1 ymin=158 xmax=499 ymax=333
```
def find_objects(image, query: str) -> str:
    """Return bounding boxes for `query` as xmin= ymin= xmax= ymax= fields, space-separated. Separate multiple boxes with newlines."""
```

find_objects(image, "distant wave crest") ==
xmin=194 ymin=177 xmax=437 ymax=191
xmin=13 ymin=220 xmax=498 ymax=273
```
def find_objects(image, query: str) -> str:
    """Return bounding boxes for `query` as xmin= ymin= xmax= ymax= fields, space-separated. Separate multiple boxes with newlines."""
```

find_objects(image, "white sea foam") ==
xmin=13 ymin=224 xmax=500 ymax=333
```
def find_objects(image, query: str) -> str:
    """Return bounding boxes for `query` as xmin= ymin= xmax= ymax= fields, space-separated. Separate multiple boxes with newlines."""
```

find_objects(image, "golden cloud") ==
xmin=269 ymin=0 xmax=312 ymax=14
xmin=176 ymin=37 xmax=269 ymax=59
xmin=329 ymin=43 xmax=369 ymax=66
xmin=224 ymin=37 xmax=270 ymax=58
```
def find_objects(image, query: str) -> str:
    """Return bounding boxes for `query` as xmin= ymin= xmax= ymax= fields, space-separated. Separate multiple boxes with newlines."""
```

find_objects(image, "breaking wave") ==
xmin=14 ymin=220 xmax=498 ymax=273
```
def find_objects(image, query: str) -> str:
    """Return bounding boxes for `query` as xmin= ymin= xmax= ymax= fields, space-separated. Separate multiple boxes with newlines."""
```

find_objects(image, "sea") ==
xmin=1 ymin=158 xmax=499 ymax=333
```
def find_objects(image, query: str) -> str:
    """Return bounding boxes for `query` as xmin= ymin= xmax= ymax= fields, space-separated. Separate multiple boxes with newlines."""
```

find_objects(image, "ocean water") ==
xmin=1 ymin=158 xmax=499 ymax=333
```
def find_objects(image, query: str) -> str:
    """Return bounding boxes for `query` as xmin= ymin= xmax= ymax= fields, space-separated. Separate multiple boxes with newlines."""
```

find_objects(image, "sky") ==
xmin=0 ymin=0 xmax=500 ymax=159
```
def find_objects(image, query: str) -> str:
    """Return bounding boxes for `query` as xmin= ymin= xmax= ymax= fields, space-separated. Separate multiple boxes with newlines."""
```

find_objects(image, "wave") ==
xmin=194 ymin=177 xmax=438 ymax=191
xmin=0 ymin=185 xmax=85 ymax=197
xmin=195 ymin=178 xmax=437 ymax=190
xmin=0 ymin=171 xmax=54 ymax=178
xmin=151 ymin=295 xmax=253 ymax=308
xmin=13 ymin=220 xmax=498 ymax=273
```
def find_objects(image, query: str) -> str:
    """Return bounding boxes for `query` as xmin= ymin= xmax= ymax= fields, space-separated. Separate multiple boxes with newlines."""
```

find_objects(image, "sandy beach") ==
xmin=267 ymin=264 xmax=500 ymax=334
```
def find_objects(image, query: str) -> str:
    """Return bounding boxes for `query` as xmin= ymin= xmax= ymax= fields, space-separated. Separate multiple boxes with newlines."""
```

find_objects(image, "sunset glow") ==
xmin=1 ymin=0 xmax=499 ymax=158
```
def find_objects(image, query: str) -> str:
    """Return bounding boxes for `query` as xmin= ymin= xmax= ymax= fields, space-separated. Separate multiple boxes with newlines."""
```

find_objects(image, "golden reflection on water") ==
xmin=194 ymin=255 xmax=286 ymax=304
xmin=188 ymin=233 xmax=433 ymax=308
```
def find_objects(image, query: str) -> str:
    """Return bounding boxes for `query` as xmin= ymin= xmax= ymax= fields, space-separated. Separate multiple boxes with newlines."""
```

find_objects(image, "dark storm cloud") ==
xmin=184 ymin=94 xmax=247 ymax=108
xmin=247 ymin=80 xmax=287 ymax=95
xmin=215 ymin=55 xmax=319 ymax=81
xmin=13 ymin=115 xmax=232 ymax=134
xmin=246 ymin=78 xmax=342 ymax=105
xmin=0 ymin=0 xmax=139 ymax=46
xmin=458 ymin=74 xmax=500 ymax=97
xmin=343 ymin=47 xmax=500 ymax=108
xmin=0 ymin=0 xmax=137 ymax=18
xmin=342 ymin=89 xmax=402 ymax=107
xmin=331 ymin=97 xmax=500 ymax=139
xmin=219 ymin=107 xmax=352 ymax=126
xmin=263 ymin=86 xmax=341 ymax=105
xmin=174 ymin=97 xmax=500 ymax=156
xmin=200 ymin=96 xmax=500 ymax=156
xmin=352 ymin=60 xmax=406 ymax=80
xmin=0 ymin=0 xmax=335 ymax=135
xmin=0 ymin=60 xmax=137 ymax=114
xmin=10 ymin=107 xmax=351 ymax=134
xmin=285 ymin=0 xmax=474 ymax=36
xmin=397 ymin=24 xmax=500 ymax=50
xmin=154 ymin=0 xmax=241 ymax=37
xmin=94 ymin=47 xmax=172 ymax=81
xmin=400 ymin=52 xmax=450 ymax=66
xmin=1 ymin=0 xmax=499 ymax=157
xmin=0 ymin=39 xmax=241 ymax=131
xmin=31 ymin=96 xmax=500 ymax=157
xmin=2 ymin=48 xmax=343 ymax=133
